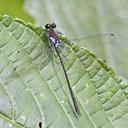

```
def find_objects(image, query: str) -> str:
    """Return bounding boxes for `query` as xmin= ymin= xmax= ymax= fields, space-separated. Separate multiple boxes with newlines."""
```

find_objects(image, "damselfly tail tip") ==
xmin=77 ymin=112 xmax=82 ymax=117
xmin=75 ymin=109 xmax=82 ymax=117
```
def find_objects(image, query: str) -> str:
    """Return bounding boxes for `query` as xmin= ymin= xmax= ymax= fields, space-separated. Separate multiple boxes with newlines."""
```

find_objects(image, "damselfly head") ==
xmin=45 ymin=23 xmax=56 ymax=29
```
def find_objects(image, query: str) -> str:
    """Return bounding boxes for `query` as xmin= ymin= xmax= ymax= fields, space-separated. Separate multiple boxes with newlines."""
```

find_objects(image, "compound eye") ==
xmin=51 ymin=23 xmax=56 ymax=28
xmin=45 ymin=24 xmax=50 ymax=29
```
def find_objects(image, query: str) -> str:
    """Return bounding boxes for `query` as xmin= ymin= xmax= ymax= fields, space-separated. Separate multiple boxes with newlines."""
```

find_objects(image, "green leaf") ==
xmin=0 ymin=15 xmax=128 ymax=128
xmin=24 ymin=0 xmax=128 ymax=79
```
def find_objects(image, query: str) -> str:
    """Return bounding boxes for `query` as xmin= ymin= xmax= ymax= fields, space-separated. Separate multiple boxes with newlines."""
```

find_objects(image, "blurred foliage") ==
xmin=0 ymin=0 xmax=34 ymax=23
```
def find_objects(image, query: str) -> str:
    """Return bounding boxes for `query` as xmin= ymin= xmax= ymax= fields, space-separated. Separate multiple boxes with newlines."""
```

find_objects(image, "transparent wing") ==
xmin=59 ymin=32 xmax=116 ymax=63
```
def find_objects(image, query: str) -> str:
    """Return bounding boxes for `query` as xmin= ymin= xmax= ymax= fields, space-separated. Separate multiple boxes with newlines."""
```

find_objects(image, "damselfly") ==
xmin=44 ymin=23 xmax=81 ymax=116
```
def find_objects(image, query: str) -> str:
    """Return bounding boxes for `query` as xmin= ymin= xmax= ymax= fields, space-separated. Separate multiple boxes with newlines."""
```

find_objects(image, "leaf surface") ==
xmin=0 ymin=15 xmax=128 ymax=128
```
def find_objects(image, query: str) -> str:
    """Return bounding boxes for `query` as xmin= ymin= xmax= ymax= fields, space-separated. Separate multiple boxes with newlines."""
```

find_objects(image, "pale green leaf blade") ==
xmin=0 ymin=15 xmax=128 ymax=128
